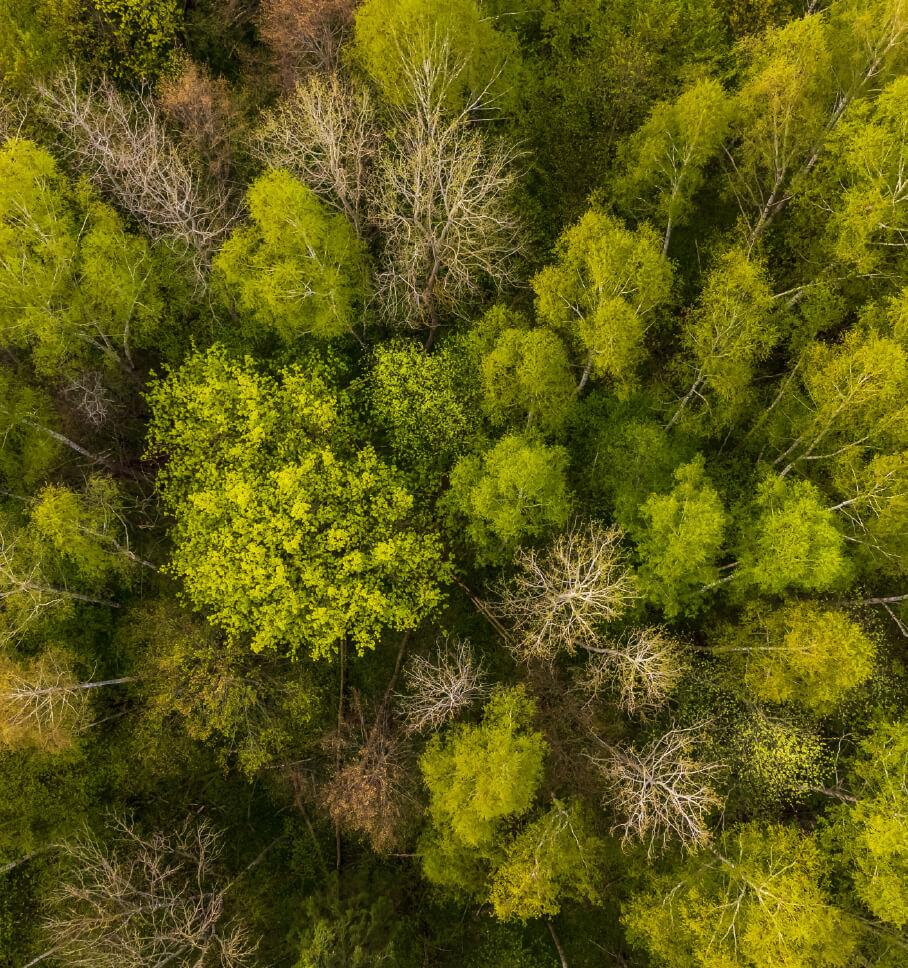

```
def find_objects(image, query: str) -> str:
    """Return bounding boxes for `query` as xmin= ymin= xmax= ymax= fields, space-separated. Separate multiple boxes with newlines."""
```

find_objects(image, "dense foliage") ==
xmin=3 ymin=1 xmax=908 ymax=966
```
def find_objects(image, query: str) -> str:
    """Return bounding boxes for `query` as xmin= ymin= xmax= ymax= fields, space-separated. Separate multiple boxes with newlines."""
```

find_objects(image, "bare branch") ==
xmin=491 ymin=522 xmax=638 ymax=663
xmin=45 ymin=817 xmax=257 ymax=968
xmin=590 ymin=724 xmax=723 ymax=855
xmin=580 ymin=627 xmax=687 ymax=715
xmin=396 ymin=636 xmax=486 ymax=732
xmin=38 ymin=65 xmax=241 ymax=266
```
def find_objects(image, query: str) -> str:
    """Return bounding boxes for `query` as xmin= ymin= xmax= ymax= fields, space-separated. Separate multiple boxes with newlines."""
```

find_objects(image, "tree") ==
xmin=30 ymin=476 xmax=154 ymax=578
xmin=257 ymin=71 xmax=380 ymax=239
xmin=774 ymin=329 xmax=908 ymax=480
xmin=0 ymin=649 xmax=133 ymax=751
xmin=45 ymin=817 xmax=256 ymax=968
xmin=397 ymin=636 xmax=486 ymax=733
xmin=491 ymin=521 xmax=638 ymax=662
xmin=139 ymin=602 xmax=321 ymax=775
xmin=259 ymin=0 xmax=356 ymax=86
xmin=728 ymin=603 xmax=876 ymax=715
xmin=828 ymin=720 xmax=908 ymax=928
xmin=39 ymin=66 xmax=239 ymax=263
xmin=728 ymin=712 xmax=831 ymax=808
xmin=147 ymin=347 xmax=449 ymax=659
xmin=635 ymin=456 xmax=727 ymax=616
xmin=480 ymin=325 xmax=576 ymax=435
xmin=580 ymin=627 xmax=687 ymax=715
xmin=75 ymin=0 xmax=180 ymax=81
xmin=488 ymin=800 xmax=603 ymax=921
xmin=372 ymin=48 xmax=522 ymax=342
xmin=726 ymin=1 xmax=908 ymax=249
xmin=369 ymin=337 xmax=476 ymax=484
xmin=352 ymin=0 xmax=518 ymax=111
xmin=533 ymin=209 xmax=673 ymax=392
xmin=665 ymin=249 xmax=776 ymax=430
xmin=623 ymin=822 xmax=859 ymax=968
xmin=214 ymin=169 xmax=367 ymax=343
xmin=0 ymin=139 xmax=169 ymax=381
xmin=446 ymin=434 xmax=573 ymax=564
xmin=619 ymin=74 xmax=731 ymax=254
xmin=592 ymin=724 xmax=723 ymax=854
xmin=0 ymin=509 xmax=121 ymax=647
xmin=420 ymin=686 xmax=546 ymax=850
xmin=735 ymin=475 xmax=849 ymax=596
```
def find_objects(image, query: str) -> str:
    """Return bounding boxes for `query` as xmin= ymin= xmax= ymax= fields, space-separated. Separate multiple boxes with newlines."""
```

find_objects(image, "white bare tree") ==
xmin=591 ymin=724 xmax=723 ymax=855
xmin=372 ymin=44 xmax=523 ymax=346
xmin=0 ymin=650 xmax=134 ymax=750
xmin=38 ymin=65 xmax=240 ymax=265
xmin=396 ymin=636 xmax=486 ymax=732
xmin=45 ymin=818 xmax=256 ymax=968
xmin=257 ymin=71 xmax=380 ymax=239
xmin=581 ymin=627 xmax=687 ymax=715
xmin=492 ymin=522 xmax=639 ymax=664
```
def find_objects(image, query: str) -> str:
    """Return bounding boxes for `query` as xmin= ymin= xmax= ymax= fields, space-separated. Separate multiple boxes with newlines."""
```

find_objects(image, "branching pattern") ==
xmin=492 ymin=522 xmax=638 ymax=663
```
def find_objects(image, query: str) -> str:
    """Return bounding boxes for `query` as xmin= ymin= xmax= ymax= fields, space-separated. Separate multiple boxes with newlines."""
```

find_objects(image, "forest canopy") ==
xmin=3 ymin=1 xmax=908 ymax=966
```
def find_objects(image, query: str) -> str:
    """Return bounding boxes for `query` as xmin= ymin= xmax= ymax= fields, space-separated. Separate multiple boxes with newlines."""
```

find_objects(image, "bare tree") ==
xmin=64 ymin=372 xmax=114 ymax=428
xmin=45 ymin=817 xmax=256 ymax=968
xmin=492 ymin=522 xmax=638 ymax=664
xmin=158 ymin=59 xmax=241 ymax=190
xmin=580 ymin=627 xmax=687 ymax=715
xmin=591 ymin=724 xmax=723 ymax=855
xmin=0 ymin=650 xmax=134 ymax=750
xmin=396 ymin=636 xmax=486 ymax=732
xmin=39 ymin=65 xmax=240 ymax=265
xmin=372 ymin=44 xmax=523 ymax=346
xmin=259 ymin=0 xmax=356 ymax=87
xmin=257 ymin=71 xmax=380 ymax=238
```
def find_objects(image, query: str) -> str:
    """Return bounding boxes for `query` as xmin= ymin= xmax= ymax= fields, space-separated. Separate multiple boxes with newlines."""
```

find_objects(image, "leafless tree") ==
xmin=396 ymin=636 xmax=486 ymax=732
xmin=158 ymin=59 xmax=241 ymax=190
xmin=492 ymin=522 xmax=638 ymax=664
xmin=38 ymin=65 xmax=241 ymax=265
xmin=324 ymin=723 xmax=408 ymax=854
xmin=45 ymin=817 xmax=256 ymax=968
xmin=591 ymin=724 xmax=723 ymax=855
xmin=257 ymin=71 xmax=380 ymax=239
xmin=0 ymin=650 xmax=134 ymax=750
xmin=580 ymin=627 xmax=687 ymax=715
xmin=64 ymin=372 xmax=114 ymax=428
xmin=372 ymin=44 xmax=523 ymax=346
xmin=259 ymin=0 xmax=356 ymax=87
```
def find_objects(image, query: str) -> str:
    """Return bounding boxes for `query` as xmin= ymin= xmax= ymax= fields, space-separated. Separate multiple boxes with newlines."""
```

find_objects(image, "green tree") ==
xmin=488 ymin=800 xmax=603 ymax=921
xmin=214 ymin=169 xmax=367 ymax=344
xmin=147 ymin=347 xmax=449 ymax=659
xmin=370 ymin=337 xmax=476 ymax=484
xmin=623 ymin=822 xmax=858 ymax=968
xmin=352 ymin=0 xmax=518 ymax=111
xmin=735 ymin=475 xmax=849 ymax=596
xmin=0 ymin=139 xmax=169 ymax=381
xmin=828 ymin=720 xmax=908 ymax=928
xmin=421 ymin=686 xmax=546 ymax=851
xmin=774 ymin=329 xmax=908 ymax=480
xmin=666 ymin=249 xmax=776 ymax=430
xmin=636 ymin=456 xmax=727 ymax=616
xmin=619 ymin=74 xmax=731 ymax=254
xmin=480 ymin=324 xmax=576 ymax=435
xmin=533 ymin=209 xmax=673 ymax=392
xmin=137 ymin=602 xmax=321 ymax=776
xmin=725 ymin=603 xmax=876 ymax=714
xmin=446 ymin=434 xmax=573 ymax=564
xmin=829 ymin=76 xmax=908 ymax=272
